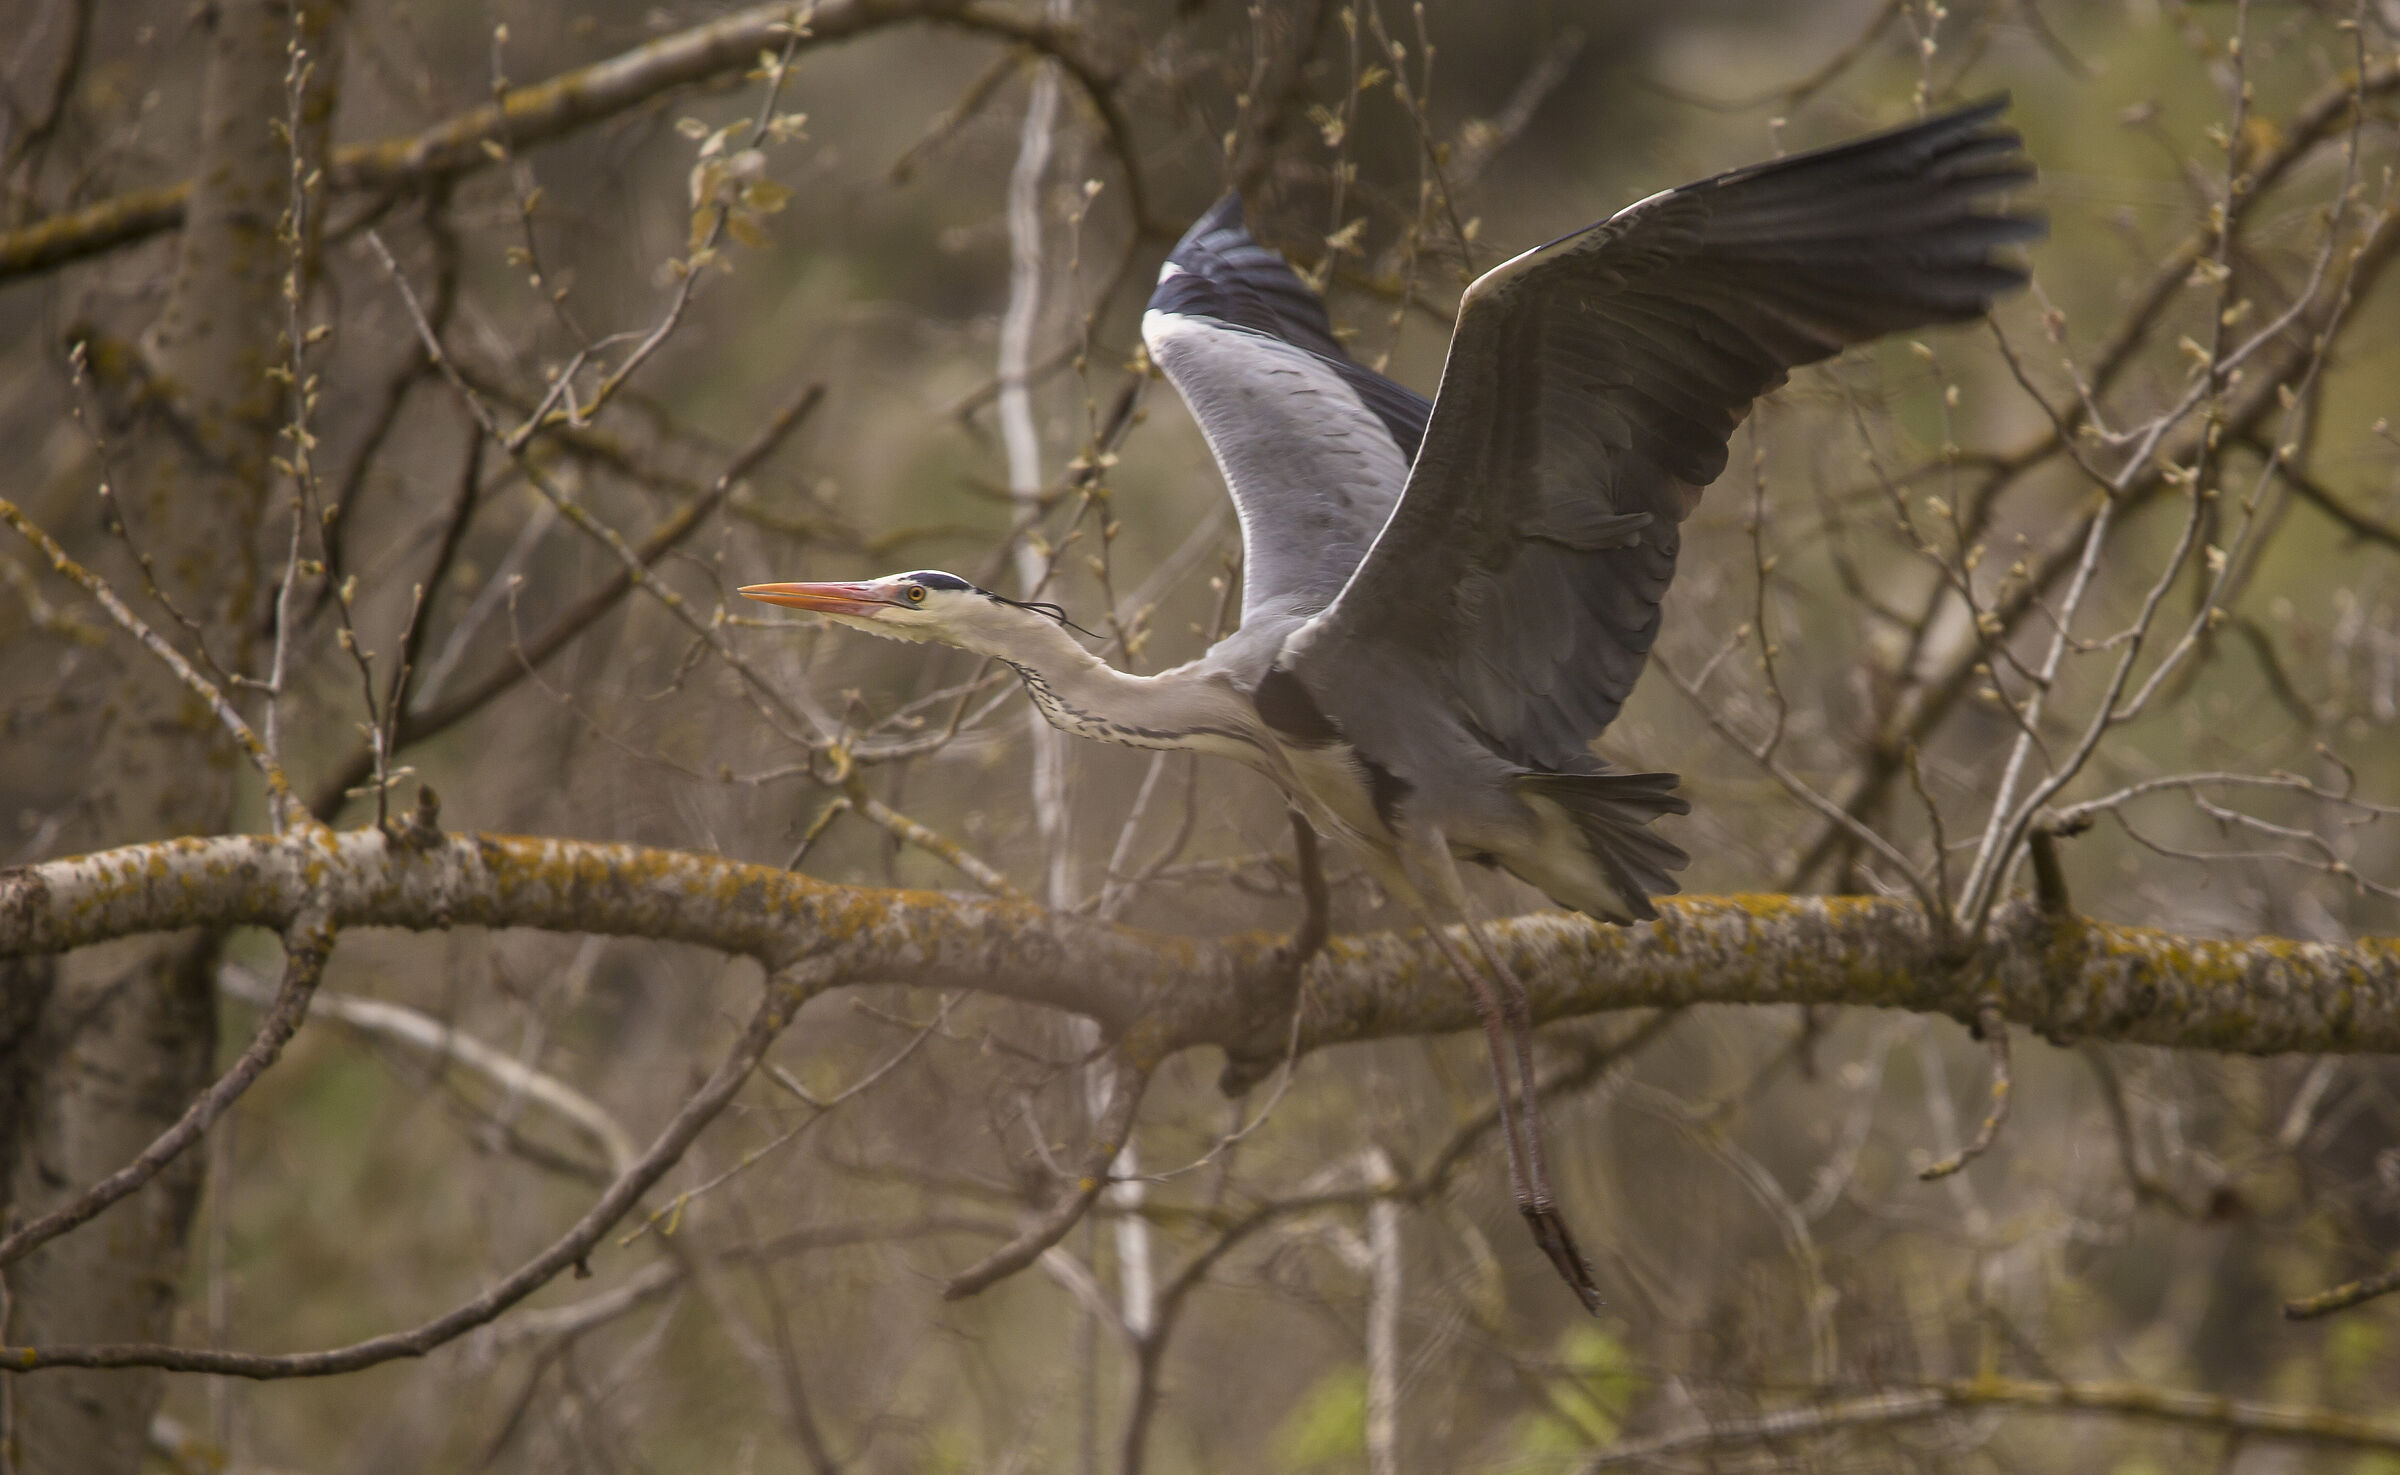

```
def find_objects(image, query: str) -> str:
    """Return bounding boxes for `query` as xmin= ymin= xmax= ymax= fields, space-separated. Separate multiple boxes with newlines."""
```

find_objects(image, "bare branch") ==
xmin=2286 ymin=1265 xmax=2400 ymax=1320
xmin=0 ymin=499 xmax=301 ymax=824
xmin=217 ymin=964 xmax=639 ymax=1178
xmin=2259 ymin=440 xmax=2400 ymax=552
xmin=1575 ymin=1377 xmax=2400 ymax=1469
xmin=0 ymin=913 xmax=334 ymax=1268
xmin=945 ymin=1055 xmax=1150 ymax=1299
xmin=1917 ymin=1003 xmax=2012 ymax=1180
xmin=0 ymin=961 xmax=826 ymax=1378
xmin=0 ymin=0 xmax=1161 ymax=282
xmin=1640 ymin=0 xmax=1909 ymax=113
xmin=307 ymin=381 xmax=825 ymax=818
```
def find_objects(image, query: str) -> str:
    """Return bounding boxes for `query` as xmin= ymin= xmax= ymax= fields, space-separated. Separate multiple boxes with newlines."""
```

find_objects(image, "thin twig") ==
xmin=1918 ymin=1003 xmax=2011 ymax=1180
xmin=305 ymin=367 xmax=826 ymax=817
xmin=1575 ymin=1376 xmax=2400 ymax=1470
xmin=0 ymin=963 xmax=828 ymax=1377
xmin=0 ymin=912 xmax=336 ymax=1268
xmin=945 ymin=1055 xmax=1151 ymax=1299
xmin=2286 ymin=1265 xmax=2400 ymax=1320
xmin=0 ymin=499 xmax=301 ymax=823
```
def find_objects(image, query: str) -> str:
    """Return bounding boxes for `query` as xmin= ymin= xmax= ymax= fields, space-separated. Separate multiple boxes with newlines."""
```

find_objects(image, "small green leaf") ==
xmin=1272 ymin=1365 xmax=1365 ymax=1468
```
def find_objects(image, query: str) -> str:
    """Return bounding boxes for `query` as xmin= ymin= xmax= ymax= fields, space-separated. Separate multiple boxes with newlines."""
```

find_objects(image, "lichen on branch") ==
xmin=4 ymin=828 xmax=2395 ymax=1060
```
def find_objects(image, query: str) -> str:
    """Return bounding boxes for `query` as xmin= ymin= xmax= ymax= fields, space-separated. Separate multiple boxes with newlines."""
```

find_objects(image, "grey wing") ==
xmin=1141 ymin=196 xmax=1433 ymax=626
xmin=1290 ymin=98 xmax=2042 ymax=769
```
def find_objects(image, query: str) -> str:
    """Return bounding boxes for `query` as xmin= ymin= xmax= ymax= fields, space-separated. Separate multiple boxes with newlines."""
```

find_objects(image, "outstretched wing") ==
xmin=1288 ymin=99 xmax=2042 ymax=769
xmin=1141 ymin=196 xmax=1433 ymax=626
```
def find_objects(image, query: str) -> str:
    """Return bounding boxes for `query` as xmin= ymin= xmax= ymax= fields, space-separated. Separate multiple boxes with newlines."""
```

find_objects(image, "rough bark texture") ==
xmin=0 ymin=4 xmax=336 ymax=1471
xmin=3 ymin=829 xmax=2395 ymax=1061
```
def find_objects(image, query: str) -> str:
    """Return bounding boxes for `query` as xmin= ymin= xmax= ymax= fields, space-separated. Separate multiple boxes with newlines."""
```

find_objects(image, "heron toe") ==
xmin=1523 ymin=1202 xmax=1605 ymax=1315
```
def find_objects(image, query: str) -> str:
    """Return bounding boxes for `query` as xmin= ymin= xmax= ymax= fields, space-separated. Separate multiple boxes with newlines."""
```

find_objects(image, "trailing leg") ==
xmin=1419 ymin=831 xmax=1604 ymax=1313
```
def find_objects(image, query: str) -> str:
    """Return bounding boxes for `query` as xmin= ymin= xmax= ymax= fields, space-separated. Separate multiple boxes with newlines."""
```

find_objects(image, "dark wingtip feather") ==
xmin=1150 ymin=194 xmax=1437 ymax=460
xmin=1150 ymin=194 xmax=1351 ymax=363
xmin=1683 ymin=95 xmax=2045 ymax=331
xmin=1183 ymin=192 xmax=1248 ymax=249
xmin=1158 ymin=193 xmax=1251 ymax=268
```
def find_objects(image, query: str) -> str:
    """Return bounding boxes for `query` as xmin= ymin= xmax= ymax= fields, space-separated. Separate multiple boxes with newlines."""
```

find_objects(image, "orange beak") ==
xmin=738 ymin=581 xmax=897 ymax=617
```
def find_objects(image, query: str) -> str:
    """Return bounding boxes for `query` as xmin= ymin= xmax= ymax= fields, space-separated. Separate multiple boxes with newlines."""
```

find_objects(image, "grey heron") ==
xmin=744 ymin=99 xmax=2040 ymax=1310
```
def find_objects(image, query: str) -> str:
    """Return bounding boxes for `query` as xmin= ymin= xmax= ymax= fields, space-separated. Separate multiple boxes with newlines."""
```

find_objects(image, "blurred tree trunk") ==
xmin=0 ymin=3 xmax=338 ymax=1471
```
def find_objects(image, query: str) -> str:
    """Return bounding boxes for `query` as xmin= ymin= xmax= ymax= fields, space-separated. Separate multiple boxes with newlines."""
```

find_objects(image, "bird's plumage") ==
xmin=1139 ymin=314 xmax=1415 ymax=640
xmin=1149 ymin=194 xmax=1435 ymax=460
xmin=1142 ymin=200 xmax=1432 ymax=638
xmin=1288 ymin=97 xmax=2038 ymax=777
xmin=757 ymin=102 xmax=2038 ymax=922
xmin=1141 ymin=98 xmax=2039 ymax=917
xmin=748 ymin=103 xmax=2040 ymax=1311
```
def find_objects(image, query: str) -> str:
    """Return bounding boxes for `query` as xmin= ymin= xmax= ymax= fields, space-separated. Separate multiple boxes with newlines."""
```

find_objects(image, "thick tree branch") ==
xmin=3 ymin=830 xmax=2397 ymax=1059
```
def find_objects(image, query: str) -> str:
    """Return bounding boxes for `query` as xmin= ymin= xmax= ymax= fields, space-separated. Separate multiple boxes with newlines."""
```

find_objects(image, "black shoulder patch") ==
xmin=1253 ymin=666 xmax=1342 ymax=746
xmin=1362 ymin=755 xmax=1412 ymax=831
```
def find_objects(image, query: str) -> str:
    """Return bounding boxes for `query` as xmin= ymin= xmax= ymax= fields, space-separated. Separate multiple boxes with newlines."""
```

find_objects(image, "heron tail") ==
xmin=1520 ymin=770 xmax=1691 ymax=921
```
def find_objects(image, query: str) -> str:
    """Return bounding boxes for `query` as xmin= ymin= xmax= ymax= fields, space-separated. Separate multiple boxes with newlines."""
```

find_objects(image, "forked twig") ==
xmin=0 ymin=912 xmax=337 ymax=1268
xmin=0 ymin=963 xmax=829 ymax=1377
xmin=945 ymin=1055 xmax=1152 ymax=1300
xmin=0 ymin=499 xmax=301 ymax=824
xmin=219 ymin=963 xmax=640 ymax=1178
xmin=1919 ymin=1003 xmax=2011 ymax=1181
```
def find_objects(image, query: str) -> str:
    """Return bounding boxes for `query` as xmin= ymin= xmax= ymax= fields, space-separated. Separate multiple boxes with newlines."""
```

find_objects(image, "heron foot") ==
xmin=1521 ymin=1201 xmax=1603 ymax=1314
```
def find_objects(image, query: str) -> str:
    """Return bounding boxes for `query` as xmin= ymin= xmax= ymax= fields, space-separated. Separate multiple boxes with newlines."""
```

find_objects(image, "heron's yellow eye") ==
xmin=905 ymin=585 xmax=927 ymax=603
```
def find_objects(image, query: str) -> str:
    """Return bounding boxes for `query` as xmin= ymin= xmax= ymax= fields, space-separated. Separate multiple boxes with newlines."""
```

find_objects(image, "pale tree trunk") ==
xmin=0 ymin=4 xmax=337 ymax=1471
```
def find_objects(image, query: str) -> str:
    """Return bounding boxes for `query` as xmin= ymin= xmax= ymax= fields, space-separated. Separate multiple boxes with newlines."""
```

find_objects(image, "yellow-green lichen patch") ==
xmin=12 ymin=828 xmax=2400 ymax=1056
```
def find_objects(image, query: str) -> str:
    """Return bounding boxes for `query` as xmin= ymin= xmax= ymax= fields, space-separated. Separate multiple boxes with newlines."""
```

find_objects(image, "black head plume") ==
xmin=987 ymin=589 xmax=1102 ymax=641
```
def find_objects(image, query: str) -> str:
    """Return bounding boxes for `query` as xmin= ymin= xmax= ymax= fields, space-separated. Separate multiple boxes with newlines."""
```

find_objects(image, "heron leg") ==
xmin=1418 ymin=831 xmax=1603 ymax=1313
xmin=1361 ymin=843 xmax=1540 ymax=1214
xmin=1472 ymin=925 xmax=1602 ymax=1313
xmin=1448 ymin=883 xmax=1556 ymax=1200
xmin=1415 ymin=915 xmax=1539 ymax=1210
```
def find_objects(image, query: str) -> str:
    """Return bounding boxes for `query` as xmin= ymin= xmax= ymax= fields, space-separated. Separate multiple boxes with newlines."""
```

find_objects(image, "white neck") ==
xmin=961 ymin=613 xmax=1260 ymax=759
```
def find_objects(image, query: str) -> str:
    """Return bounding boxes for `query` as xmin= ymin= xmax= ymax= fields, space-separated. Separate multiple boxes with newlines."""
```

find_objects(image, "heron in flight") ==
xmin=745 ymin=100 xmax=2039 ymax=1309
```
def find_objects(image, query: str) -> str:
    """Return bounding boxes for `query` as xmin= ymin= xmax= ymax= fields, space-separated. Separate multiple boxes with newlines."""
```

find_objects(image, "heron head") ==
xmin=739 ymin=570 xmax=1086 ymax=651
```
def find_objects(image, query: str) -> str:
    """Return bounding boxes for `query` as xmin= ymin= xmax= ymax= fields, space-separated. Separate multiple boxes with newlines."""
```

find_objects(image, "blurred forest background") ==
xmin=7 ymin=0 xmax=2400 ymax=1471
